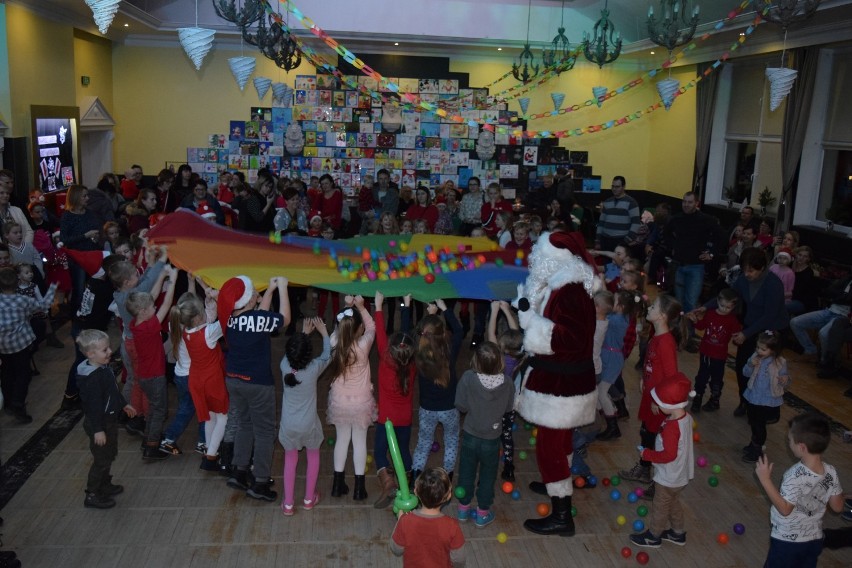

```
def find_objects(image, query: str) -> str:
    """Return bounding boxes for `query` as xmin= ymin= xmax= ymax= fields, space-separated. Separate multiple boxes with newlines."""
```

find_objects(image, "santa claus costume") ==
xmin=515 ymin=231 xmax=600 ymax=536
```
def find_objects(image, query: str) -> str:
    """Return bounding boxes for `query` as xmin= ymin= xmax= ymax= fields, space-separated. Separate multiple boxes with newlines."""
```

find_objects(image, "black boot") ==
xmin=218 ymin=441 xmax=234 ymax=476
xmin=331 ymin=471 xmax=349 ymax=497
xmin=529 ymin=481 xmax=548 ymax=495
xmin=353 ymin=474 xmax=368 ymax=501
xmin=227 ymin=468 xmax=250 ymax=491
xmin=597 ymin=416 xmax=621 ymax=441
xmin=691 ymin=395 xmax=703 ymax=413
xmin=614 ymin=398 xmax=630 ymax=421
xmin=523 ymin=495 xmax=575 ymax=536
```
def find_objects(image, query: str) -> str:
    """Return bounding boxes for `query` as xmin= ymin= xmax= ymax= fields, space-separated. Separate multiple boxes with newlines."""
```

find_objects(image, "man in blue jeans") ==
xmin=790 ymin=276 xmax=852 ymax=368
xmin=663 ymin=192 xmax=723 ymax=350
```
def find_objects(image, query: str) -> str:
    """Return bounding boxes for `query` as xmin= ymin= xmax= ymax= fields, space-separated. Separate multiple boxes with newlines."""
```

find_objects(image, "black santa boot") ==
xmin=523 ymin=495 xmax=575 ymax=536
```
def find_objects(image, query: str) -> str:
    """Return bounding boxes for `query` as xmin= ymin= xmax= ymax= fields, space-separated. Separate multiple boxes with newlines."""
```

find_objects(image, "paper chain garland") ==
xmin=261 ymin=0 xmax=764 ymax=139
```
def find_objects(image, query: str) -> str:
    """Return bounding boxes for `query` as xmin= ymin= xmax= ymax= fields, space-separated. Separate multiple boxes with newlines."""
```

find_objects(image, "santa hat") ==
xmin=547 ymin=230 xmax=596 ymax=270
xmin=651 ymin=373 xmax=695 ymax=410
xmin=196 ymin=202 xmax=217 ymax=220
xmin=217 ymin=276 xmax=255 ymax=333
xmin=776 ymin=247 xmax=793 ymax=261
xmin=65 ymin=249 xmax=110 ymax=278
xmin=309 ymin=210 xmax=323 ymax=224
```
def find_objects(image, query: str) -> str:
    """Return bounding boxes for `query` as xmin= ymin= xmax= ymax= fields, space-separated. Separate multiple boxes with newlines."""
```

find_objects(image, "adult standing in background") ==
xmin=59 ymin=185 xmax=101 ymax=311
xmin=459 ymin=177 xmax=484 ymax=236
xmin=0 ymin=170 xmax=34 ymax=243
xmin=373 ymin=169 xmax=399 ymax=223
xmin=595 ymin=176 xmax=640 ymax=252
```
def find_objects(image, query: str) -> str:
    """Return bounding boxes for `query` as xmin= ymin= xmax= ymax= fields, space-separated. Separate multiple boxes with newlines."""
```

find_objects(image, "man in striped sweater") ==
xmin=595 ymin=176 xmax=641 ymax=252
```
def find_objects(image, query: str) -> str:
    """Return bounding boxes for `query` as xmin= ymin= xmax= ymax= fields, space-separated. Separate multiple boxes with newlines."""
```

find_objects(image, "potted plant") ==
xmin=757 ymin=186 xmax=776 ymax=215
xmin=723 ymin=186 xmax=737 ymax=208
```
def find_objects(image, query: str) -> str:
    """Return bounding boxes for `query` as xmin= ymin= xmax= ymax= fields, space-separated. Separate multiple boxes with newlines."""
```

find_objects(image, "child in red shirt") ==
xmin=688 ymin=288 xmax=741 ymax=413
xmin=126 ymin=266 xmax=178 ymax=461
xmin=619 ymin=294 xmax=687 ymax=496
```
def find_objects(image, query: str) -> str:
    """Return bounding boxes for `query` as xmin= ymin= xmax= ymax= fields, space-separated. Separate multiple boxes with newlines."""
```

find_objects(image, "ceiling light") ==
xmin=124 ymin=23 xmax=129 ymax=27
xmin=394 ymin=42 xmax=399 ymax=46
xmin=497 ymin=47 xmax=502 ymax=51
xmin=651 ymin=50 xmax=656 ymax=54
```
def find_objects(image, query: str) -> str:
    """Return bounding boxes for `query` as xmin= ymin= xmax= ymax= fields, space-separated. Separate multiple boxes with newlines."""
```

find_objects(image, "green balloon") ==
xmin=637 ymin=505 xmax=648 ymax=517
xmin=708 ymin=476 xmax=719 ymax=487
xmin=610 ymin=475 xmax=621 ymax=486
xmin=454 ymin=486 xmax=466 ymax=499
xmin=711 ymin=464 xmax=722 ymax=474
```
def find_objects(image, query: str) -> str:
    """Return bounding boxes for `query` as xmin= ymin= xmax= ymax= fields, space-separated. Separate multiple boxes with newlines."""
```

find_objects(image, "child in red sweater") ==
xmin=687 ymin=288 xmax=741 ymax=413
xmin=619 ymin=294 xmax=687 ymax=497
xmin=373 ymin=291 xmax=416 ymax=509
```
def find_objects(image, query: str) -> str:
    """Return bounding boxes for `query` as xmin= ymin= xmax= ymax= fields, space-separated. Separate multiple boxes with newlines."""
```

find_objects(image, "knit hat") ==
xmin=776 ymin=247 xmax=793 ymax=261
xmin=548 ymin=230 xmax=596 ymax=270
xmin=650 ymin=373 xmax=695 ymax=410
xmin=196 ymin=201 xmax=217 ymax=220
xmin=217 ymin=276 xmax=255 ymax=334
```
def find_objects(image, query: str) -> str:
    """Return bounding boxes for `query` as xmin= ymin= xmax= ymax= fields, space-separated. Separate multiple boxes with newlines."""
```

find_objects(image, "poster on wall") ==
xmin=35 ymin=117 xmax=76 ymax=192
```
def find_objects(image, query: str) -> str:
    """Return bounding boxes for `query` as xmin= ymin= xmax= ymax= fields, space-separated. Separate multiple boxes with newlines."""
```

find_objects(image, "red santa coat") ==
xmin=516 ymin=233 xmax=599 ymax=429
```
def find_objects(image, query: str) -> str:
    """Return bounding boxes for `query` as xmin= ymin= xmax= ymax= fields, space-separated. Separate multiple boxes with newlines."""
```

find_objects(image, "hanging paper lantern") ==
xmin=518 ymin=97 xmax=530 ymax=115
xmin=85 ymin=0 xmax=121 ymax=35
xmin=766 ymin=67 xmax=797 ymax=111
xmin=550 ymin=92 xmax=565 ymax=112
xmin=272 ymin=82 xmax=294 ymax=107
xmin=254 ymin=77 xmax=272 ymax=100
xmin=592 ymin=86 xmax=608 ymax=108
xmin=228 ymin=56 xmax=257 ymax=91
xmin=177 ymin=28 xmax=216 ymax=70
xmin=656 ymin=78 xmax=680 ymax=110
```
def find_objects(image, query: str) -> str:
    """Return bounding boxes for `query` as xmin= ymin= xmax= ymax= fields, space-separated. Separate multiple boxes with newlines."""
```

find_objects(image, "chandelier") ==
xmin=751 ymin=0 xmax=822 ymax=30
xmin=647 ymin=1 xmax=701 ymax=52
xmin=583 ymin=0 xmax=622 ymax=68
xmin=211 ymin=0 xmax=265 ymax=31
xmin=541 ymin=0 xmax=576 ymax=74
xmin=512 ymin=0 xmax=540 ymax=83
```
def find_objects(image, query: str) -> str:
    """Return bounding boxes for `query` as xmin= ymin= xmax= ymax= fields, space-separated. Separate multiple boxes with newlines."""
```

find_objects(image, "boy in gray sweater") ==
xmin=454 ymin=341 xmax=515 ymax=528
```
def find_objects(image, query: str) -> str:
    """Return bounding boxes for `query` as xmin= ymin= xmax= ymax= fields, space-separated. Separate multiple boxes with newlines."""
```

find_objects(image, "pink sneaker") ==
xmin=303 ymin=492 xmax=321 ymax=510
xmin=281 ymin=502 xmax=295 ymax=516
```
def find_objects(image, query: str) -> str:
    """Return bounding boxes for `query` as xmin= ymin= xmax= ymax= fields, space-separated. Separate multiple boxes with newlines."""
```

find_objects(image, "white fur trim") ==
xmin=517 ymin=388 xmax=597 ymax=430
xmin=547 ymin=478 xmax=574 ymax=498
xmin=547 ymin=263 xmax=597 ymax=296
xmin=651 ymin=388 xmax=696 ymax=410
xmin=519 ymin=310 xmax=555 ymax=355
xmin=233 ymin=275 xmax=254 ymax=309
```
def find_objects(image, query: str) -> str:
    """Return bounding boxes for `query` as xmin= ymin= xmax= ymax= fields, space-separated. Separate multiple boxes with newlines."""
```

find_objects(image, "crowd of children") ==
xmin=2 ymin=168 xmax=850 ymax=567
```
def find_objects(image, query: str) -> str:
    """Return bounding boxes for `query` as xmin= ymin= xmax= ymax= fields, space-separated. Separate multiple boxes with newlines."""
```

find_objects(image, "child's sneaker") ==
xmin=281 ymin=502 xmax=295 ymax=516
xmin=247 ymin=482 xmax=277 ymax=502
xmin=457 ymin=503 xmax=472 ymax=522
xmin=200 ymin=456 xmax=219 ymax=471
xmin=195 ymin=442 xmax=208 ymax=455
xmin=159 ymin=440 xmax=182 ymax=455
xmin=303 ymin=492 xmax=321 ymax=510
xmin=660 ymin=529 xmax=686 ymax=545
xmin=841 ymin=510 xmax=852 ymax=522
xmin=142 ymin=444 xmax=170 ymax=461
xmin=475 ymin=509 xmax=495 ymax=528
xmin=702 ymin=396 xmax=720 ymax=412
xmin=629 ymin=530 xmax=662 ymax=548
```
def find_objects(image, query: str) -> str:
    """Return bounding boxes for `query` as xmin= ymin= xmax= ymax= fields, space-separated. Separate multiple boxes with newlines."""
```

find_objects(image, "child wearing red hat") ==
xmin=629 ymin=372 xmax=695 ymax=548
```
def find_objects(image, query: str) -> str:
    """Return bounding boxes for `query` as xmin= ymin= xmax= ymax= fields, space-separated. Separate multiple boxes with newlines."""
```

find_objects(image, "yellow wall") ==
xmin=74 ymin=29 xmax=114 ymax=112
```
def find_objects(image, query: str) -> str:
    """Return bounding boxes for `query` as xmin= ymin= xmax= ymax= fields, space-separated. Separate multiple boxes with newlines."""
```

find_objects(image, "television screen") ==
xmin=34 ymin=117 xmax=77 ymax=192
xmin=581 ymin=177 xmax=602 ymax=193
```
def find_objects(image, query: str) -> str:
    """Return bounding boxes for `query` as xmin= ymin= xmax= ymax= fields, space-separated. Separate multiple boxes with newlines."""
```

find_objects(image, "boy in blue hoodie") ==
xmin=76 ymin=329 xmax=137 ymax=509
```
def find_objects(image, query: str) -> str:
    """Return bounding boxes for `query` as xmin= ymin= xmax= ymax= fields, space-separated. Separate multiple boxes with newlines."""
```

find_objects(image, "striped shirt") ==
xmin=596 ymin=194 xmax=640 ymax=243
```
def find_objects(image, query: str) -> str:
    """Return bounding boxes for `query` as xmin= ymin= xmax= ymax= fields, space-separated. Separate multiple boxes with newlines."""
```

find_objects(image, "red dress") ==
xmin=184 ymin=323 xmax=229 ymax=421
xmin=638 ymin=331 xmax=678 ymax=433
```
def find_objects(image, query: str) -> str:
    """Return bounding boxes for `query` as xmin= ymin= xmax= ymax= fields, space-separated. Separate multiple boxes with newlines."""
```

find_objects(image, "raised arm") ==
xmin=259 ymin=278 xmax=277 ymax=311
xmin=276 ymin=277 xmax=291 ymax=327
xmin=487 ymin=301 xmax=500 ymax=344
xmin=155 ymin=266 xmax=179 ymax=323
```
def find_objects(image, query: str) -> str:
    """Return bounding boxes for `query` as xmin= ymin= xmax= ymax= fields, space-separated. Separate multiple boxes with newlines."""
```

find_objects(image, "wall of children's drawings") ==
xmin=186 ymin=73 xmax=585 ymax=199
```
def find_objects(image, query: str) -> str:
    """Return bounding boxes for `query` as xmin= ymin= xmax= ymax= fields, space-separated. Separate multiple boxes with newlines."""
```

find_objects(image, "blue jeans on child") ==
xmin=765 ymin=537 xmax=823 ymax=568
xmin=456 ymin=432 xmax=500 ymax=510
xmin=374 ymin=423 xmax=412 ymax=471
xmin=694 ymin=355 xmax=726 ymax=397
xmin=163 ymin=374 xmax=205 ymax=445
xmin=412 ymin=408 xmax=460 ymax=473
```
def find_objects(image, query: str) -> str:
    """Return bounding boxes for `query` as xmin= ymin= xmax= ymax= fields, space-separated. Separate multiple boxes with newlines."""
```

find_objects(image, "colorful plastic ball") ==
xmin=518 ymin=451 xmax=528 ymax=460
xmin=616 ymin=515 xmax=627 ymax=526
xmin=523 ymin=422 xmax=533 ymax=431
xmin=637 ymin=505 xmax=648 ymax=517
xmin=621 ymin=547 xmax=632 ymax=558
xmin=587 ymin=475 xmax=598 ymax=488
xmin=717 ymin=533 xmax=729 ymax=545
xmin=633 ymin=487 xmax=644 ymax=498
xmin=536 ymin=503 xmax=550 ymax=516
xmin=602 ymin=478 xmax=611 ymax=487
xmin=366 ymin=455 xmax=373 ymax=464
xmin=495 ymin=258 xmax=504 ymax=267
xmin=328 ymin=258 xmax=337 ymax=268
xmin=516 ymin=250 xmax=525 ymax=259
xmin=327 ymin=437 xmax=335 ymax=446
xmin=531 ymin=427 xmax=538 ymax=438
xmin=361 ymin=249 xmax=371 ymax=261
xmin=431 ymin=441 xmax=440 ymax=453
xmin=399 ymin=243 xmax=408 ymax=252
xmin=696 ymin=456 xmax=708 ymax=468
xmin=733 ymin=523 xmax=745 ymax=535
xmin=501 ymin=481 xmax=514 ymax=494
xmin=632 ymin=520 xmax=645 ymax=532
xmin=711 ymin=464 xmax=722 ymax=474
xmin=454 ymin=486 xmax=466 ymax=499
xmin=627 ymin=492 xmax=639 ymax=503
xmin=574 ymin=477 xmax=586 ymax=489
xmin=496 ymin=532 xmax=508 ymax=544
xmin=693 ymin=432 xmax=701 ymax=442
xmin=692 ymin=418 xmax=698 ymax=429
xmin=529 ymin=437 xmax=537 ymax=446
xmin=610 ymin=489 xmax=622 ymax=501
xmin=511 ymin=489 xmax=521 ymax=500
xmin=636 ymin=551 xmax=650 ymax=565
xmin=610 ymin=475 xmax=621 ymax=486
xmin=457 ymin=243 xmax=466 ymax=253
xmin=708 ymin=476 xmax=719 ymax=487
xmin=571 ymin=506 xmax=577 ymax=517
xmin=424 ymin=273 xmax=436 ymax=284
xmin=514 ymin=258 xmax=523 ymax=266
